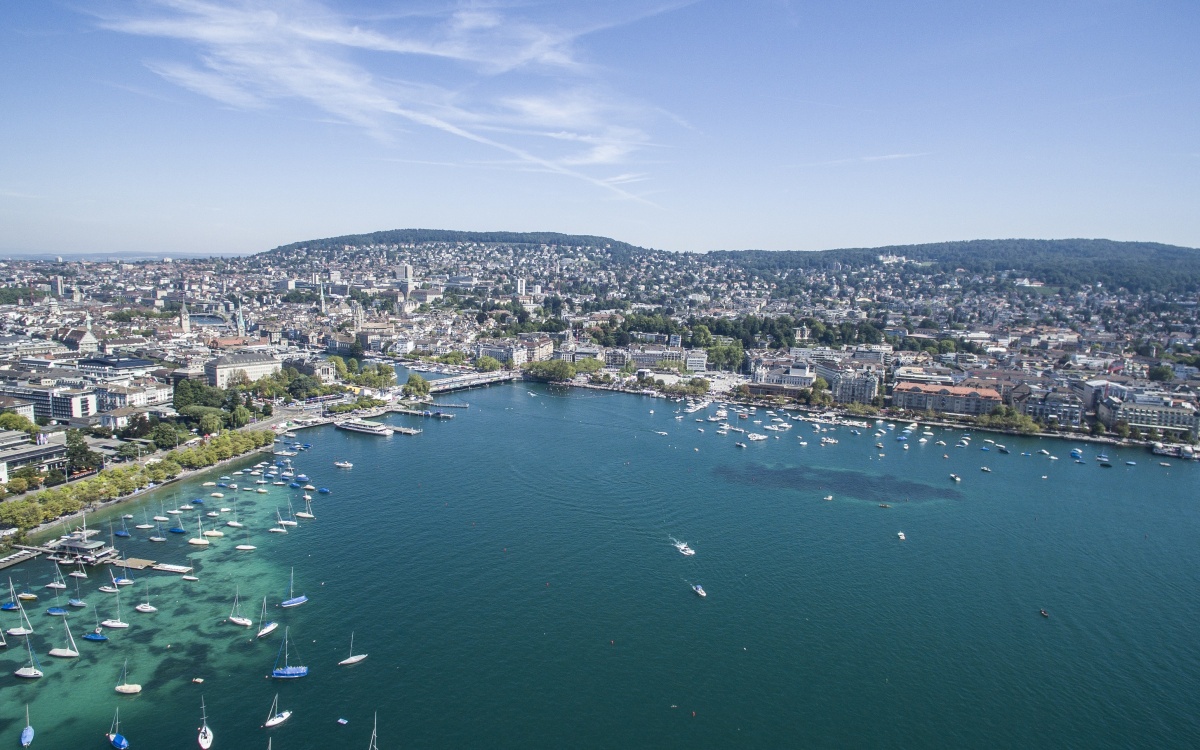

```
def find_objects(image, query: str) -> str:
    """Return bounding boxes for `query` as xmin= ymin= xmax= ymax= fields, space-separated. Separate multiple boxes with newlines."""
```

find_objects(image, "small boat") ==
xmin=1040 ymin=609 xmax=1049 ymax=618
xmin=115 ymin=658 xmax=142 ymax=694
xmin=735 ymin=442 xmax=747 ymax=448
xmin=202 ymin=481 xmax=216 ymax=487
xmin=149 ymin=522 xmax=167 ymax=543
xmin=182 ymin=575 xmax=199 ymax=582
xmin=692 ymin=584 xmax=707 ymax=598
xmin=879 ymin=503 xmax=891 ymax=508
xmin=281 ymin=568 xmax=308 ymax=608
xmin=337 ymin=631 xmax=367 ymax=665
xmin=189 ymin=516 xmax=211 ymax=546
xmin=69 ymin=576 xmax=87 ymax=608
xmin=48 ymin=616 xmax=80 ymax=658
xmin=1160 ymin=462 xmax=1172 ymax=467
xmin=673 ymin=541 xmax=695 ymax=556
xmin=69 ymin=562 xmax=88 ymax=579
xmin=980 ymin=466 xmax=992 ymax=473
xmin=334 ymin=460 xmax=353 ymax=468
xmin=168 ymin=522 xmax=187 ymax=534
xmin=107 ymin=708 xmax=130 ymax=749
xmin=45 ymin=563 xmax=68 ymax=590
xmin=229 ymin=586 xmax=253 ymax=627
xmin=198 ymin=696 xmax=214 ymax=749
xmin=101 ymin=592 xmax=129 ymax=629
xmin=21 ymin=705 xmax=33 ymax=748
xmin=823 ymin=495 xmax=833 ymax=501
xmin=82 ymin=610 xmax=108 ymax=642
xmin=263 ymin=693 xmax=291 ymax=728
xmin=295 ymin=497 xmax=315 ymax=520
xmin=897 ymin=532 xmax=906 ymax=541
xmin=950 ymin=474 xmax=960 ymax=481
xmin=257 ymin=487 xmax=269 ymax=494
xmin=14 ymin=637 xmax=42 ymax=678
xmin=134 ymin=581 xmax=157 ymax=613
xmin=318 ymin=488 xmax=330 ymax=494
xmin=270 ymin=626 xmax=308 ymax=678
xmin=256 ymin=596 xmax=278 ymax=639
xmin=1126 ymin=461 xmax=1137 ymax=466
xmin=7 ymin=597 xmax=35 ymax=637
xmin=211 ymin=492 xmax=224 ymax=498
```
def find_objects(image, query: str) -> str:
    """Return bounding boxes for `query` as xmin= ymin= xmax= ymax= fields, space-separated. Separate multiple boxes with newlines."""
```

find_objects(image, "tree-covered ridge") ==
xmin=713 ymin=239 xmax=1200 ymax=293
xmin=267 ymin=229 xmax=651 ymax=258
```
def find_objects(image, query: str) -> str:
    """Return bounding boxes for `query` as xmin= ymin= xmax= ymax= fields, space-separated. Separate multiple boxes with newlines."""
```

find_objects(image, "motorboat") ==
xmin=674 ymin=541 xmax=696 ymax=556
xmin=692 ymin=584 xmax=707 ymax=598
xmin=897 ymin=532 xmax=906 ymax=541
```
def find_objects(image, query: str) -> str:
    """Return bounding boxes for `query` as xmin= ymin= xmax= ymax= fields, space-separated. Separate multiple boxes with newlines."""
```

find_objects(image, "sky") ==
xmin=1 ymin=0 xmax=1197 ymax=257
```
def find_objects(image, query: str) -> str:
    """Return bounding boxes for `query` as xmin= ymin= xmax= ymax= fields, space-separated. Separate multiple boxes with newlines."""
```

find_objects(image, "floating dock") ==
xmin=0 ymin=548 xmax=41 ymax=570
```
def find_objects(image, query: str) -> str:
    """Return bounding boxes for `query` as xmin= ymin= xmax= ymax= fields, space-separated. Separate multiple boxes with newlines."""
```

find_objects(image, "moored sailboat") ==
xmin=270 ymin=626 xmax=308 ymax=678
xmin=100 ymin=591 xmax=129 ymax=628
xmin=229 ymin=586 xmax=253 ymax=627
xmin=107 ymin=708 xmax=129 ymax=749
xmin=14 ymin=637 xmax=42 ymax=678
xmin=115 ymin=658 xmax=142 ymax=694
xmin=337 ymin=631 xmax=367 ymax=665
xmin=262 ymin=693 xmax=291 ymax=728
xmin=48 ymin=615 xmax=80 ymax=658
xmin=189 ymin=516 xmax=211 ymax=546
xmin=280 ymin=568 xmax=307 ymax=608
xmin=198 ymin=696 xmax=214 ymax=749
xmin=256 ymin=596 xmax=278 ymax=639
xmin=20 ymin=705 xmax=33 ymax=748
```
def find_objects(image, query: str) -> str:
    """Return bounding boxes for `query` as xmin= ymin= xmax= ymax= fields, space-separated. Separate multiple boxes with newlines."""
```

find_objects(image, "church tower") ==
xmin=179 ymin=301 xmax=191 ymax=334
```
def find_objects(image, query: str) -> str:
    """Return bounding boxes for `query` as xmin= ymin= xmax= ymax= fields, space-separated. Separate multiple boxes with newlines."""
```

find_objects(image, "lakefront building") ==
xmin=204 ymin=352 xmax=282 ymax=389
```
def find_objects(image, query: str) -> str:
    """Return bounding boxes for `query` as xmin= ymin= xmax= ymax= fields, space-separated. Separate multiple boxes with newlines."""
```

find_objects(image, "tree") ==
xmin=0 ymin=412 xmax=37 ymax=436
xmin=65 ymin=429 xmax=102 ymax=474
xmin=523 ymin=360 xmax=576 ymax=381
xmin=231 ymin=405 xmax=252 ymax=428
xmin=476 ymin=355 xmax=502 ymax=372
xmin=149 ymin=423 xmax=181 ymax=450
xmin=402 ymin=373 xmax=430 ymax=398
xmin=1148 ymin=365 xmax=1175 ymax=382
xmin=200 ymin=413 xmax=224 ymax=436
xmin=691 ymin=324 xmax=713 ymax=348
xmin=1113 ymin=421 xmax=1131 ymax=439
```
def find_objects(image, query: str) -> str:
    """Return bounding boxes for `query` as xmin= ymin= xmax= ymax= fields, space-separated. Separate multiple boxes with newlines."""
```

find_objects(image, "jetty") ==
xmin=392 ymin=408 xmax=455 ymax=419
xmin=0 ymin=548 xmax=41 ymax=571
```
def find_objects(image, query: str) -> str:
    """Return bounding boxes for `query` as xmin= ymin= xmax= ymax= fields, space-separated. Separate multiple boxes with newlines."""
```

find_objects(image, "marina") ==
xmin=1 ymin=382 xmax=1198 ymax=749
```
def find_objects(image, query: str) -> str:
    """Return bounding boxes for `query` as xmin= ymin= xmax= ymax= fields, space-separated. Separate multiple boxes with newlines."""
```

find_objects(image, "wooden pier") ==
xmin=0 ymin=548 xmax=41 ymax=570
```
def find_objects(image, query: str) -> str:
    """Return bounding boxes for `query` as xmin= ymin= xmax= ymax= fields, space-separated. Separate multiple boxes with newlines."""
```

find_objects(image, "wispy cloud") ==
xmin=795 ymin=152 xmax=931 ymax=168
xmin=94 ymin=0 xmax=677 ymax=201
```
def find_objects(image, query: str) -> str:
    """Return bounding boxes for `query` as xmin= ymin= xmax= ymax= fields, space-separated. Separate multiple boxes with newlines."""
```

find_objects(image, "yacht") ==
xmin=334 ymin=460 xmax=353 ymax=469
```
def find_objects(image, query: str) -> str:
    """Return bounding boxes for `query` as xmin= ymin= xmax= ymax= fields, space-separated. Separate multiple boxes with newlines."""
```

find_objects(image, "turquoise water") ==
xmin=3 ymin=383 xmax=1200 ymax=748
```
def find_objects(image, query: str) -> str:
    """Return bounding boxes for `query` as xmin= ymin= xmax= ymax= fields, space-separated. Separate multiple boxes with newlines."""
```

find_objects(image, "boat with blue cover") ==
xmin=271 ymin=626 xmax=308 ymax=679
xmin=281 ymin=568 xmax=307 ymax=608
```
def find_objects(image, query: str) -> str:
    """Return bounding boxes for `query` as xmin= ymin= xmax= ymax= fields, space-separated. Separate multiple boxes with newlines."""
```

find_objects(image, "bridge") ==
xmin=428 ymin=371 xmax=518 ymax=394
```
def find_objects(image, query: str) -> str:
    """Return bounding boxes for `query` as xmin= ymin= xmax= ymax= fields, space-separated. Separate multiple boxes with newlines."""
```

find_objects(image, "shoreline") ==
xmin=22 ymin=445 xmax=275 ymax=542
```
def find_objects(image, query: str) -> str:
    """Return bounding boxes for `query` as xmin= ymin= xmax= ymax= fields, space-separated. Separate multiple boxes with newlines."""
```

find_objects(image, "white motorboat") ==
xmin=673 ymin=541 xmax=696 ymax=556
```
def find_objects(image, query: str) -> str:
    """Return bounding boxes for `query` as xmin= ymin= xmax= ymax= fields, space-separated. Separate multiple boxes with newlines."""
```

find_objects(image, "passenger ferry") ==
xmin=335 ymin=419 xmax=395 ymax=437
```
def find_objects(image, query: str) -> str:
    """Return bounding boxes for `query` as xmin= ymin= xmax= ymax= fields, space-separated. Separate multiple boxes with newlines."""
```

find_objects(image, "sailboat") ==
xmin=189 ymin=516 xmax=211 ymax=546
xmin=338 ymin=631 xmax=367 ymax=665
xmin=229 ymin=586 xmax=253 ymax=627
xmin=135 ymin=582 xmax=157 ymax=613
xmin=46 ymin=588 xmax=68 ymax=617
xmin=235 ymin=528 xmax=257 ymax=551
xmin=48 ymin=615 xmax=80 ymax=658
xmin=114 ymin=519 xmax=131 ymax=539
xmin=281 ymin=568 xmax=307 ymax=608
xmin=149 ymin=521 xmax=167 ymax=542
xmin=69 ymin=561 xmax=88 ymax=578
xmin=101 ymin=591 xmax=129 ymax=628
xmin=69 ymin=575 xmax=88 ymax=608
xmin=270 ymin=626 xmax=308 ymax=678
xmin=20 ymin=705 xmax=33 ymax=748
xmin=368 ymin=712 xmax=378 ymax=750
xmin=45 ymin=563 xmax=67 ymax=590
xmin=114 ymin=560 xmax=134 ymax=587
xmin=107 ymin=708 xmax=130 ymax=749
xmin=83 ymin=609 xmax=109 ymax=641
xmin=226 ymin=504 xmax=244 ymax=528
xmin=99 ymin=569 xmax=120 ymax=594
xmin=198 ymin=696 xmax=214 ymax=749
xmin=256 ymin=596 xmax=278 ymax=639
xmin=277 ymin=508 xmax=297 ymax=527
xmin=14 ymin=636 xmax=42 ymax=678
xmin=295 ymin=496 xmax=315 ymax=520
xmin=262 ymin=693 xmax=292 ymax=727
xmin=135 ymin=509 xmax=154 ymax=530
xmin=6 ymin=598 xmax=34 ymax=637
xmin=115 ymin=658 xmax=142 ymax=694
xmin=154 ymin=502 xmax=169 ymax=523
xmin=268 ymin=513 xmax=288 ymax=533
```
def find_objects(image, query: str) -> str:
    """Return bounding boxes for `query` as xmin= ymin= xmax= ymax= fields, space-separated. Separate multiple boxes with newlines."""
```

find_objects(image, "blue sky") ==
xmin=1 ymin=0 xmax=1197 ymax=256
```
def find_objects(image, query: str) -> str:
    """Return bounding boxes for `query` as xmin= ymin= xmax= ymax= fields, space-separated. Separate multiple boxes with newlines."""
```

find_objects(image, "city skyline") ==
xmin=1 ymin=0 xmax=1197 ymax=256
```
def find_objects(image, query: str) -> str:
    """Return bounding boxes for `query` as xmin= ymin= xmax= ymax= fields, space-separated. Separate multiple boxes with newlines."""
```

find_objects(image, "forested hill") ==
xmin=265 ymin=229 xmax=651 ymax=262
xmin=712 ymin=239 xmax=1200 ymax=294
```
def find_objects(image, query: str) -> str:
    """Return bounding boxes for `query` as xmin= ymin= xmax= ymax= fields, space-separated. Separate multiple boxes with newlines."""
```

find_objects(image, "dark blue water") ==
xmin=3 ymin=383 xmax=1200 ymax=748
